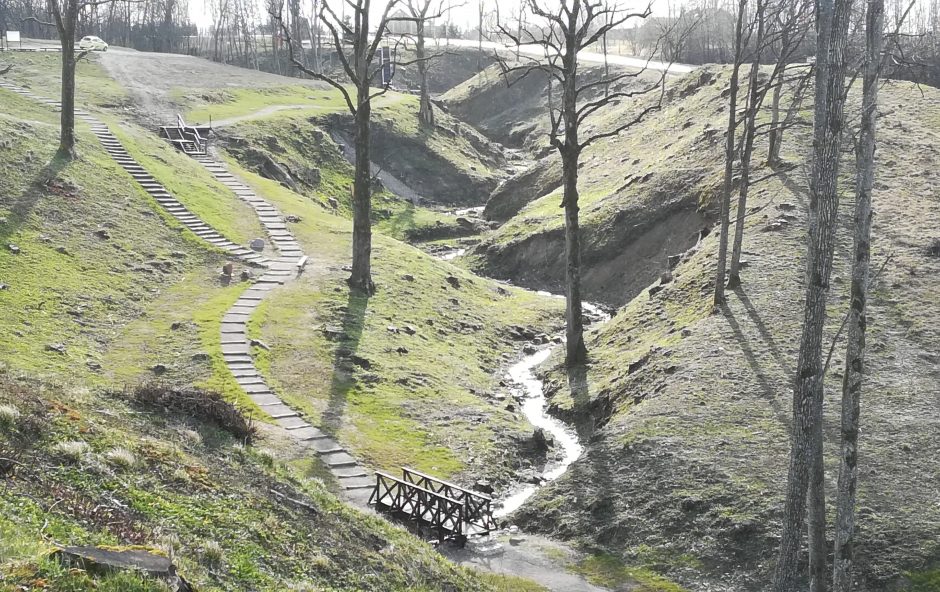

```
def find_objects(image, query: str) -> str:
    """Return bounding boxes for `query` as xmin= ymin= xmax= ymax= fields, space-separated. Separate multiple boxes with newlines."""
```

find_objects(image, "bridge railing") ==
xmin=401 ymin=467 xmax=497 ymax=535
xmin=370 ymin=471 xmax=465 ymax=542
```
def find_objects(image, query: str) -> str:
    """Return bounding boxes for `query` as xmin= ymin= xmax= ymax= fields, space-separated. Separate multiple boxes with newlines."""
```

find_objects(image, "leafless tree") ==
xmin=494 ymin=0 xmax=673 ymax=367
xmin=766 ymin=0 xmax=813 ymax=165
xmin=271 ymin=0 xmax=419 ymax=293
xmin=406 ymin=0 xmax=436 ymax=126
xmin=773 ymin=0 xmax=856 ymax=589
xmin=712 ymin=0 xmax=749 ymax=306
xmin=831 ymin=1 xmax=882 ymax=585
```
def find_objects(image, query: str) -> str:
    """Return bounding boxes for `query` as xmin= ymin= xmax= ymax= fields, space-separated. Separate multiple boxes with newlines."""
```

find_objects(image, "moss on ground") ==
xmin=571 ymin=554 xmax=687 ymax=592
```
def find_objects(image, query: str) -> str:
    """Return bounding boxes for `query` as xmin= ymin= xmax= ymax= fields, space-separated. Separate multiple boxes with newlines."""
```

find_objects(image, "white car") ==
xmin=78 ymin=36 xmax=108 ymax=52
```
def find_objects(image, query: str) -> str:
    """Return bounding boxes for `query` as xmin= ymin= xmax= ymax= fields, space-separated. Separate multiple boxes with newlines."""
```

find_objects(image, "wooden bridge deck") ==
xmin=369 ymin=467 xmax=497 ymax=545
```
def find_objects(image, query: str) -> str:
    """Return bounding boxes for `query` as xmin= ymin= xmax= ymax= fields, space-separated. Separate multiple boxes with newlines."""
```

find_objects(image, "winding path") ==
xmin=0 ymin=79 xmax=374 ymax=506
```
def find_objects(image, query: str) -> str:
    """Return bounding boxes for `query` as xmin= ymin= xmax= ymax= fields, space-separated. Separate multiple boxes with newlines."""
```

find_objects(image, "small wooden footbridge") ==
xmin=369 ymin=467 xmax=497 ymax=545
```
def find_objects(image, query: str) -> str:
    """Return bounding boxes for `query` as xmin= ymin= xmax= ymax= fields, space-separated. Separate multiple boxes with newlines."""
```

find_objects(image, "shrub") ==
xmin=124 ymin=382 xmax=256 ymax=444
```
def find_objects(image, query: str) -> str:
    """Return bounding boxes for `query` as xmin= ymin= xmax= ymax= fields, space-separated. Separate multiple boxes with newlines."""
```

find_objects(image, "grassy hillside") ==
xmin=506 ymin=76 xmax=940 ymax=591
xmin=177 ymin=86 xmax=508 ymax=208
xmin=461 ymin=68 xmax=722 ymax=307
xmin=0 ymin=58 xmax=561 ymax=591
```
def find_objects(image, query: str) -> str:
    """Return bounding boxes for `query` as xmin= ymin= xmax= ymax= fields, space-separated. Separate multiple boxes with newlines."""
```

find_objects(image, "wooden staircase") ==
xmin=159 ymin=114 xmax=211 ymax=155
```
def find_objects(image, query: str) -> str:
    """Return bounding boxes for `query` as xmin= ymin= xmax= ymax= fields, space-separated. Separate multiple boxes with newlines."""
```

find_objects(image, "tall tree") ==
xmin=407 ymin=0 xmax=435 ymax=126
xmin=36 ymin=0 xmax=113 ymax=159
xmin=726 ymin=0 xmax=768 ymax=290
xmin=773 ymin=0 xmax=856 ymax=589
xmin=272 ymin=0 xmax=409 ymax=293
xmin=496 ymin=0 xmax=667 ymax=366
xmin=712 ymin=0 xmax=748 ymax=305
xmin=766 ymin=0 xmax=812 ymax=166
xmin=831 ymin=0 xmax=884 ymax=587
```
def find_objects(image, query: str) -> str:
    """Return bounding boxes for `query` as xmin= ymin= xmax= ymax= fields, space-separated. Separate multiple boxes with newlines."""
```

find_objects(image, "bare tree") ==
xmin=773 ymin=0 xmax=856 ymax=589
xmin=272 ymin=0 xmax=413 ymax=293
xmin=28 ymin=0 xmax=112 ymax=159
xmin=495 ymin=0 xmax=670 ymax=366
xmin=766 ymin=0 xmax=813 ymax=165
xmin=712 ymin=0 xmax=748 ymax=306
xmin=407 ymin=0 xmax=435 ymax=126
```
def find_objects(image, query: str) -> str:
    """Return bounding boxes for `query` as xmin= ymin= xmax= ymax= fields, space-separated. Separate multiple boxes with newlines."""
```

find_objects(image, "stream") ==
xmin=494 ymin=298 xmax=611 ymax=518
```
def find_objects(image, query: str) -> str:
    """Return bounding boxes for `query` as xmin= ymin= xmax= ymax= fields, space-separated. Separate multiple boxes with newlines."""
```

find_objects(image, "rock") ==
xmin=350 ymin=355 xmax=371 ymax=369
xmin=387 ymin=325 xmax=400 ymax=334
xmin=56 ymin=246 xmax=69 ymax=255
xmin=191 ymin=352 xmax=210 ymax=361
xmin=250 ymin=339 xmax=270 ymax=350
xmin=7 ymin=244 xmax=20 ymax=254
xmin=508 ymin=536 xmax=526 ymax=546
xmin=681 ymin=328 xmax=693 ymax=338
xmin=660 ymin=270 xmax=674 ymax=284
xmin=523 ymin=343 xmax=538 ymax=355
xmin=474 ymin=479 xmax=495 ymax=495
xmin=402 ymin=274 xmax=415 ymax=282
xmin=170 ymin=251 xmax=187 ymax=259
xmin=322 ymin=326 xmax=345 ymax=340
xmin=222 ymin=263 xmax=234 ymax=277
xmin=761 ymin=219 xmax=789 ymax=232
xmin=249 ymin=238 xmax=265 ymax=252
xmin=668 ymin=254 xmax=683 ymax=269
xmin=0 ymin=284 xmax=7 ymax=291
xmin=94 ymin=229 xmax=111 ymax=240
xmin=286 ymin=215 xmax=302 ymax=223
xmin=86 ymin=361 xmax=102 ymax=371
xmin=240 ymin=270 xmax=253 ymax=281
xmin=151 ymin=364 xmax=168 ymax=375
xmin=45 ymin=343 xmax=66 ymax=355
xmin=446 ymin=275 xmax=461 ymax=289
xmin=778 ymin=202 xmax=798 ymax=211
xmin=396 ymin=346 xmax=409 ymax=355
xmin=53 ymin=546 xmax=194 ymax=592
xmin=402 ymin=325 xmax=417 ymax=335
xmin=327 ymin=197 xmax=339 ymax=209
xmin=505 ymin=403 xmax=516 ymax=412
xmin=648 ymin=284 xmax=665 ymax=297
xmin=532 ymin=428 xmax=553 ymax=452
xmin=170 ymin=321 xmax=183 ymax=330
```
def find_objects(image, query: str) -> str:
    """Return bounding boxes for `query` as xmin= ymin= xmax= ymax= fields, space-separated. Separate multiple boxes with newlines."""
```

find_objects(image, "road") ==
xmin=425 ymin=37 xmax=695 ymax=75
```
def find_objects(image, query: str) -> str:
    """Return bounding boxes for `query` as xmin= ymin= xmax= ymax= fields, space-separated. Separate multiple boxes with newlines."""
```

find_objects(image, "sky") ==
xmin=187 ymin=0 xmax=680 ymax=34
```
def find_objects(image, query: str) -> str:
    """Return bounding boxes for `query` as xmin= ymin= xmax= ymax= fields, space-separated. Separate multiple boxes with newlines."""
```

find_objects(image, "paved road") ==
xmin=425 ymin=37 xmax=695 ymax=75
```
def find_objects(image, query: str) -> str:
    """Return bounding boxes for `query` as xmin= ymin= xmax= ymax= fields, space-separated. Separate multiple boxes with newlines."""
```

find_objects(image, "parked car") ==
xmin=78 ymin=36 xmax=108 ymax=52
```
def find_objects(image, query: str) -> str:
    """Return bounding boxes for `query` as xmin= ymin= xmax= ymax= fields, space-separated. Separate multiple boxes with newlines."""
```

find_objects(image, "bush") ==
xmin=124 ymin=382 xmax=256 ymax=444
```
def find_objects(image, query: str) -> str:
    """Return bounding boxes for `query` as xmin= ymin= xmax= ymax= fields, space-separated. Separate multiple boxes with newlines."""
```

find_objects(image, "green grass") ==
xmin=2 ymin=52 xmax=128 ymax=109
xmin=478 ymin=572 xmax=548 ymax=591
xmin=0 ymin=88 xmax=218 ymax=381
xmin=178 ymin=85 xmax=350 ymax=124
xmin=908 ymin=569 xmax=940 ymax=591
xmin=571 ymin=554 xmax=687 ymax=592
xmin=106 ymin=118 xmax=265 ymax=246
xmin=225 ymin=158 xmax=562 ymax=479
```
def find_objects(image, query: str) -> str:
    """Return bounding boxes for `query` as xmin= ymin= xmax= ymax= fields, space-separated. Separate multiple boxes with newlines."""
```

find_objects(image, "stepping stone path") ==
xmin=0 ymin=80 xmax=373 ymax=507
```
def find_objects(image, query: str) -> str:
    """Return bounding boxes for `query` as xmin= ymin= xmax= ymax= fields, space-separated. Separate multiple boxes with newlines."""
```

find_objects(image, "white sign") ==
xmin=7 ymin=31 xmax=20 ymax=43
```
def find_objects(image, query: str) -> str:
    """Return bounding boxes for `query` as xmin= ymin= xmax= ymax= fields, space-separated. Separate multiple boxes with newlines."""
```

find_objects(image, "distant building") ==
xmin=387 ymin=10 xmax=417 ymax=36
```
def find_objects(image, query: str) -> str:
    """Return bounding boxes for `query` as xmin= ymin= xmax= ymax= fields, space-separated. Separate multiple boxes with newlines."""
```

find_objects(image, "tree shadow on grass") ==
xmin=320 ymin=287 xmax=369 ymax=437
xmin=0 ymin=154 xmax=68 ymax=246
xmin=721 ymin=298 xmax=790 ymax=429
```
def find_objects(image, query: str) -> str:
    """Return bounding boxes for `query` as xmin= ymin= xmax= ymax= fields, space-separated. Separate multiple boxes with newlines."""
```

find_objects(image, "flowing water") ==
xmin=494 ymin=297 xmax=611 ymax=517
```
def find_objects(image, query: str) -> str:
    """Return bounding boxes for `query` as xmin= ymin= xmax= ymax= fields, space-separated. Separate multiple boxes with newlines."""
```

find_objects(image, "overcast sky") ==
xmin=187 ymin=0 xmax=681 ymax=34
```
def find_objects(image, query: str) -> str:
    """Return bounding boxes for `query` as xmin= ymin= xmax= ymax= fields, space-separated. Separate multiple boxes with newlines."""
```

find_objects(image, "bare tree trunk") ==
xmin=350 ymin=86 xmax=374 ymax=293
xmin=728 ymin=1 xmax=766 ymax=288
xmin=713 ymin=0 xmax=746 ymax=306
xmin=562 ymin=148 xmax=585 ymax=366
xmin=773 ymin=0 xmax=854 ymax=589
xmin=54 ymin=0 xmax=78 ymax=160
xmin=832 ymin=0 xmax=883 ymax=589
xmin=416 ymin=16 xmax=434 ymax=126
